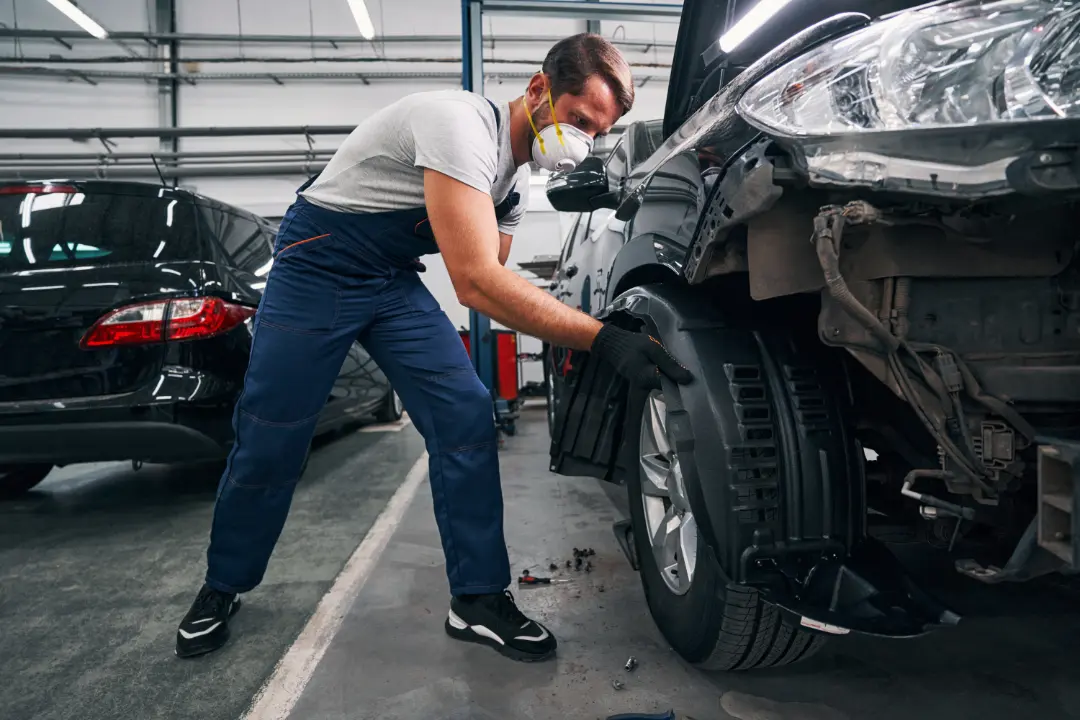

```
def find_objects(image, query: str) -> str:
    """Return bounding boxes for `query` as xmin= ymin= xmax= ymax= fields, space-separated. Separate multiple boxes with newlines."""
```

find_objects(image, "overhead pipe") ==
xmin=0 ymin=65 xmax=669 ymax=83
xmin=0 ymin=125 xmax=352 ymax=139
xmin=0 ymin=123 xmax=625 ymax=140
xmin=0 ymin=149 xmax=337 ymax=162
xmin=0 ymin=163 xmax=331 ymax=180
xmin=0 ymin=29 xmax=675 ymax=50
xmin=0 ymin=54 xmax=672 ymax=68
xmin=0 ymin=151 xmax=614 ymax=182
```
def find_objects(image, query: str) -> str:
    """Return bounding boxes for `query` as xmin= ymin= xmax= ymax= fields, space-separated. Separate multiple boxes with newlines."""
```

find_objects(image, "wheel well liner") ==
xmin=559 ymin=283 xmax=867 ymax=584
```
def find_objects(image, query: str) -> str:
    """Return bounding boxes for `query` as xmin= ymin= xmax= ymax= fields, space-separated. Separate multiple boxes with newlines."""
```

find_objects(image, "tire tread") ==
xmin=697 ymin=584 xmax=825 ymax=671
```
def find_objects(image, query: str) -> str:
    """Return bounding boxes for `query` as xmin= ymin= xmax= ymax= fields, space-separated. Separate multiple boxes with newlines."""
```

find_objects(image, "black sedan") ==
xmin=0 ymin=180 xmax=400 ymax=497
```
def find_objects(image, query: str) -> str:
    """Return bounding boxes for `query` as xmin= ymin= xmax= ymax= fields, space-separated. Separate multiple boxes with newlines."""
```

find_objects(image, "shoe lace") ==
xmin=493 ymin=590 xmax=530 ymax=626
xmin=194 ymin=586 xmax=230 ymax=616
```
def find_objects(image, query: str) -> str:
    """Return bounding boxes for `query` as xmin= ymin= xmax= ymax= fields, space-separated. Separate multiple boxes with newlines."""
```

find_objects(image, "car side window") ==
xmin=574 ymin=211 xmax=593 ymax=248
xmin=203 ymin=208 xmax=273 ymax=273
xmin=562 ymin=212 xmax=593 ymax=259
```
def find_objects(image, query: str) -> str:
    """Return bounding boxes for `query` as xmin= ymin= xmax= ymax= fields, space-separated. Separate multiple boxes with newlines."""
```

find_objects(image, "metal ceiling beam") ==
xmin=154 ymin=0 xmax=179 ymax=171
xmin=0 ymin=29 xmax=675 ymax=49
xmin=480 ymin=0 xmax=683 ymax=22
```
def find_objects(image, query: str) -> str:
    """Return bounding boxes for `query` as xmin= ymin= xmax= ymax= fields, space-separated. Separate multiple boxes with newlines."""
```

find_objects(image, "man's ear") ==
xmin=526 ymin=72 xmax=549 ymax=106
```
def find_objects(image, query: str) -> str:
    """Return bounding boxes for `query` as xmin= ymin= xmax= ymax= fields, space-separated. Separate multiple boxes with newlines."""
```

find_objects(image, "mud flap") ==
xmin=759 ymin=538 xmax=961 ymax=638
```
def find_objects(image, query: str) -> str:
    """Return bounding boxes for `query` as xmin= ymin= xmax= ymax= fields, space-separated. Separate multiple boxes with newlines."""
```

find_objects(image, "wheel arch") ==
xmin=606 ymin=236 xmax=683 ymax=309
xmin=586 ymin=283 xmax=865 ymax=584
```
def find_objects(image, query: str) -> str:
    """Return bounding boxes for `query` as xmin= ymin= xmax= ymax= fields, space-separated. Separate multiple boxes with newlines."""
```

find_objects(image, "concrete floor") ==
xmin=4 ymin=407 xmax=1080 ymax=720
xmin=288 ymin=408 xmax=1080 ymax=720
xmin=0 ymin=419 xmax=425 ymax=720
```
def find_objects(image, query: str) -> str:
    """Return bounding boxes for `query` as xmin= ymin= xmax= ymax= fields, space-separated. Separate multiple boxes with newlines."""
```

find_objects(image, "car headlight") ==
xmin=738 ymin=0 xmax=1080 ymax=136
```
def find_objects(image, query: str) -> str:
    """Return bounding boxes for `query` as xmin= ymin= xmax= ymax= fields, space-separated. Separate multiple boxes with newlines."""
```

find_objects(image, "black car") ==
xmin=545 ymin=0 xmax=1080 ymax=672
xmin=0 ymin=180 xmax=401 ymax=497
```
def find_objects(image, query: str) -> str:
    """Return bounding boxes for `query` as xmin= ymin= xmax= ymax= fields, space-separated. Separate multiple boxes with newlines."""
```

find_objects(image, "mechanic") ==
xmin=176 ymin=33 xmax=691 ymax=663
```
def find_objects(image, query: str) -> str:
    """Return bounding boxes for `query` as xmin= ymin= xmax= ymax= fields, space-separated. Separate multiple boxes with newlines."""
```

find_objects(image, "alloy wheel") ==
xmin=639 ymin=390 xmax=698 ymax=595
xmin=546 ymin=371 xmax=557 ymax=434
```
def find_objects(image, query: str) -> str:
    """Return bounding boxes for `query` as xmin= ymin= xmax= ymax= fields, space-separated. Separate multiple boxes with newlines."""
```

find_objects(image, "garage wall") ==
xmin=0 ymin=0 xmax=678 ymax=386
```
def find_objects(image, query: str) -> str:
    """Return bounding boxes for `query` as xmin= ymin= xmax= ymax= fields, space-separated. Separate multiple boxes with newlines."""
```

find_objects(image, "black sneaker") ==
xmin=445 ymin=591 xmax=557 ymax=662
xmin=175 ymin=584 xmax=241 ymax=658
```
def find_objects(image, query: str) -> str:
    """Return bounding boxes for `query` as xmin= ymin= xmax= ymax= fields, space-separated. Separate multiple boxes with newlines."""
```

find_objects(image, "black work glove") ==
xmin=591 ymin=324 xmax=693 ymax=390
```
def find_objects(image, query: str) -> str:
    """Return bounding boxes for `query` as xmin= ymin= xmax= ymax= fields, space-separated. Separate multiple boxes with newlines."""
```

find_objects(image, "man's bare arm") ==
xmin=425 ymin=169 xmax=601 ymax=351
xmin=498 ymin=232 xmax=512 ymax=266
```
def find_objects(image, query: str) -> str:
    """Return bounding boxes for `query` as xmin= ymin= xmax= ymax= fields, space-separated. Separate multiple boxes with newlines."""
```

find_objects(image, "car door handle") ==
xmin=565 ymin=264 xmax=578 ymax=278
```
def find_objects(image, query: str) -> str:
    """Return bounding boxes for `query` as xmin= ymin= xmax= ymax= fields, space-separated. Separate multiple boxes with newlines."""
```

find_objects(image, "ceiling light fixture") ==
xmin=345 ymin=0 xmax=376 ymax=40
xmin=44 ymin=0 xmax=108 ymax=40
xmin=718 ymin=0 xmax=792 ymax=53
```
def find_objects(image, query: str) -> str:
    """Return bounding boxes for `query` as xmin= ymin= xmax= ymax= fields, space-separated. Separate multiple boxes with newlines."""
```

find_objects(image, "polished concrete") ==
xmin=288 ymin=409 xmax=1080 ymax=720
xmin=0 ymin=420 xmax=424 ymax=720
xmin=5 ymin=408 xmax=1080 ymax=720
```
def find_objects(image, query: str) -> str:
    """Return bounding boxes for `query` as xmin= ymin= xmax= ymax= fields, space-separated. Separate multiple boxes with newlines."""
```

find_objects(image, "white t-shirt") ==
xmin=300 ymin=90 xmax=530 ymax=235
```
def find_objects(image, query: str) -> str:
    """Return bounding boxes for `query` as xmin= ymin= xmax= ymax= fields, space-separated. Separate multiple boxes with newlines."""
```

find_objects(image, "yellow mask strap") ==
xmin=522 ymin=88 xmax=565 ymax=155
xmin=546 ymin=89 xmax=565 ymax=147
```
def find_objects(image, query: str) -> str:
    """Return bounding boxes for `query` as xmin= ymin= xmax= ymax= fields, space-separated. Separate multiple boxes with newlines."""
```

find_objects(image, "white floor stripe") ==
xmin=242 ymin=452 xmax=429 ymax=720
xmin=360 ymin=414 xmax=413 ymax=433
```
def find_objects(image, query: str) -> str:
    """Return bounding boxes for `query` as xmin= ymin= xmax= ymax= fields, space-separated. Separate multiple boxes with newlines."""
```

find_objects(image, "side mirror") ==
xmin=545 ymin=156 xmax=619 ymax=213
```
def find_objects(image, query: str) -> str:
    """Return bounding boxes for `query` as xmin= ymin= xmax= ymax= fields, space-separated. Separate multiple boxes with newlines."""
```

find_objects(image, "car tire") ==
xmin=0 ymin=464 xmax=53 ymax=499
xmin=375 ymin=389 xmax=404 ymax=423
xmin=626 ymin=386 xmax=825 ymax=671
xmin=544 ymin=344 xmax=557 ymax=438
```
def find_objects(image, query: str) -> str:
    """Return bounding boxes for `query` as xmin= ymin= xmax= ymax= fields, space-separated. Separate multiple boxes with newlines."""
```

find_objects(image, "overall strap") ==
xmin=485 ymin=97 xmax=501 ymax=133
xmin=483 ymin=97 xmax=520 ymax=222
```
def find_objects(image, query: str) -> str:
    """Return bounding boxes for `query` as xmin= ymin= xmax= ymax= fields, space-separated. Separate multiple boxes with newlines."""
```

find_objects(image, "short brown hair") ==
xmin=542 ymin=33 xmax=634 ymax=116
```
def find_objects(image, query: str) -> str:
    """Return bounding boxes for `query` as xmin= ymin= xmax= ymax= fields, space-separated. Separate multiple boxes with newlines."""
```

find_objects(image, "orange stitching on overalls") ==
xmin=275 ymin=233 xmax=330 ymax=258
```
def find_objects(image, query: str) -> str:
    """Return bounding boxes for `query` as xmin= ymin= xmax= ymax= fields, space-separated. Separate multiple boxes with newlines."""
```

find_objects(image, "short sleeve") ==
xmin=411 ymin=98 xmax=498 ymax=195
xmin=497 ymin=171 xmax=531 ymax=235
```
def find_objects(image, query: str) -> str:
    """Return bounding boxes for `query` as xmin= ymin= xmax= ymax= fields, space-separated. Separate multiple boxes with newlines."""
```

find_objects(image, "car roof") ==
xmin=0 ymin=179 xmax=263 ymax=219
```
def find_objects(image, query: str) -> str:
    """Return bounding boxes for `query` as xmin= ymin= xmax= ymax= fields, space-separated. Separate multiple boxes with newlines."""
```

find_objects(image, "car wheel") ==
xmin=0 ymin=464 xmax=53 ymax=499
xmin=626 ymin=387 xmax=825 ymax=671
xmin=375 ymin=389 xmax=403 ymax=423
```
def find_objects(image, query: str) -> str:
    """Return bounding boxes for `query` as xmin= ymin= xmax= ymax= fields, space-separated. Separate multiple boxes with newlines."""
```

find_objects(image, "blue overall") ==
xmin=204 ymin=173 xmax=515 ymax=597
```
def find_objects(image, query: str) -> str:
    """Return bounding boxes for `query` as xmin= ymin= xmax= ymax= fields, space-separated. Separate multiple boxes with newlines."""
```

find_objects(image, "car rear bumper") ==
xmin=0 ymin=368 xmax=238 ymax=465
xmin=0 ymin=419 xmax=229 ymax=465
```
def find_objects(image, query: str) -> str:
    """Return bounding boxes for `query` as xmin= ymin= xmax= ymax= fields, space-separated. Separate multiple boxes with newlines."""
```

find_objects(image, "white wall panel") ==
xmin=0 ymin=0 xmax=158 ymax=154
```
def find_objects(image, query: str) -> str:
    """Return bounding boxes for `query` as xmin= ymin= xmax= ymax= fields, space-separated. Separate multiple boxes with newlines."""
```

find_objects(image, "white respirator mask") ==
xmin=524 ymin=91 xmax=593 ymax=173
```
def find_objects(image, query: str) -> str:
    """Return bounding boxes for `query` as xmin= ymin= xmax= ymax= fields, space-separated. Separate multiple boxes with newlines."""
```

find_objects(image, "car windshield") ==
xmin=0 ymin=189 xmax=199 ymax=271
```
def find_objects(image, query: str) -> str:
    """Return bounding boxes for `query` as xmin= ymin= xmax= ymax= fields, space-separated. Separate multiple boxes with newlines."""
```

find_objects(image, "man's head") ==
xmin=511 ymin=33 xmax=633 ymax=169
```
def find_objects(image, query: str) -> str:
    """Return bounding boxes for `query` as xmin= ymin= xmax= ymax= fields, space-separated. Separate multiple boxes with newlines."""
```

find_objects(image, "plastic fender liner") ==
xmin=603 ymin=283 xmax=959 ymax=636
xmin=601 ymin=282 xmax=867 ymax=581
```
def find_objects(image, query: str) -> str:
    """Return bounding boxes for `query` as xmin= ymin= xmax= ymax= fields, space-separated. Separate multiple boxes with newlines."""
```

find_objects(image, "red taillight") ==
xmin=0 ymin=184 xmax=77 ymax=195
xmin=80 ymin=297 xmax=256 ymax=349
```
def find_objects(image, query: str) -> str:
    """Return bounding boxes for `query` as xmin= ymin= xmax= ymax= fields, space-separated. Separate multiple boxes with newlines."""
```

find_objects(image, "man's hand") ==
xmin=424 ymin=169 xmax=603 ymax=350
xmin=591 ymin=324 xmax=693 ymax=389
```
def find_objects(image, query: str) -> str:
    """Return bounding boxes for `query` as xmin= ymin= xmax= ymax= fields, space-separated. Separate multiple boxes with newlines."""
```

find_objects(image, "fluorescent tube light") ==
xmin=45 ymin=0 xmax=108 ymax=40
xmin=718 ymin=0 xmax=792 ymax=54
xmin=346 ymin=0 xmax=376 ymax=40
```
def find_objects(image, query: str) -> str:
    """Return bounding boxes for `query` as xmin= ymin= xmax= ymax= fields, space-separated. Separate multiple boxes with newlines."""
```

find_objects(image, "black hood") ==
xmin=662 ymin=0 xmax=936 ymax=138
